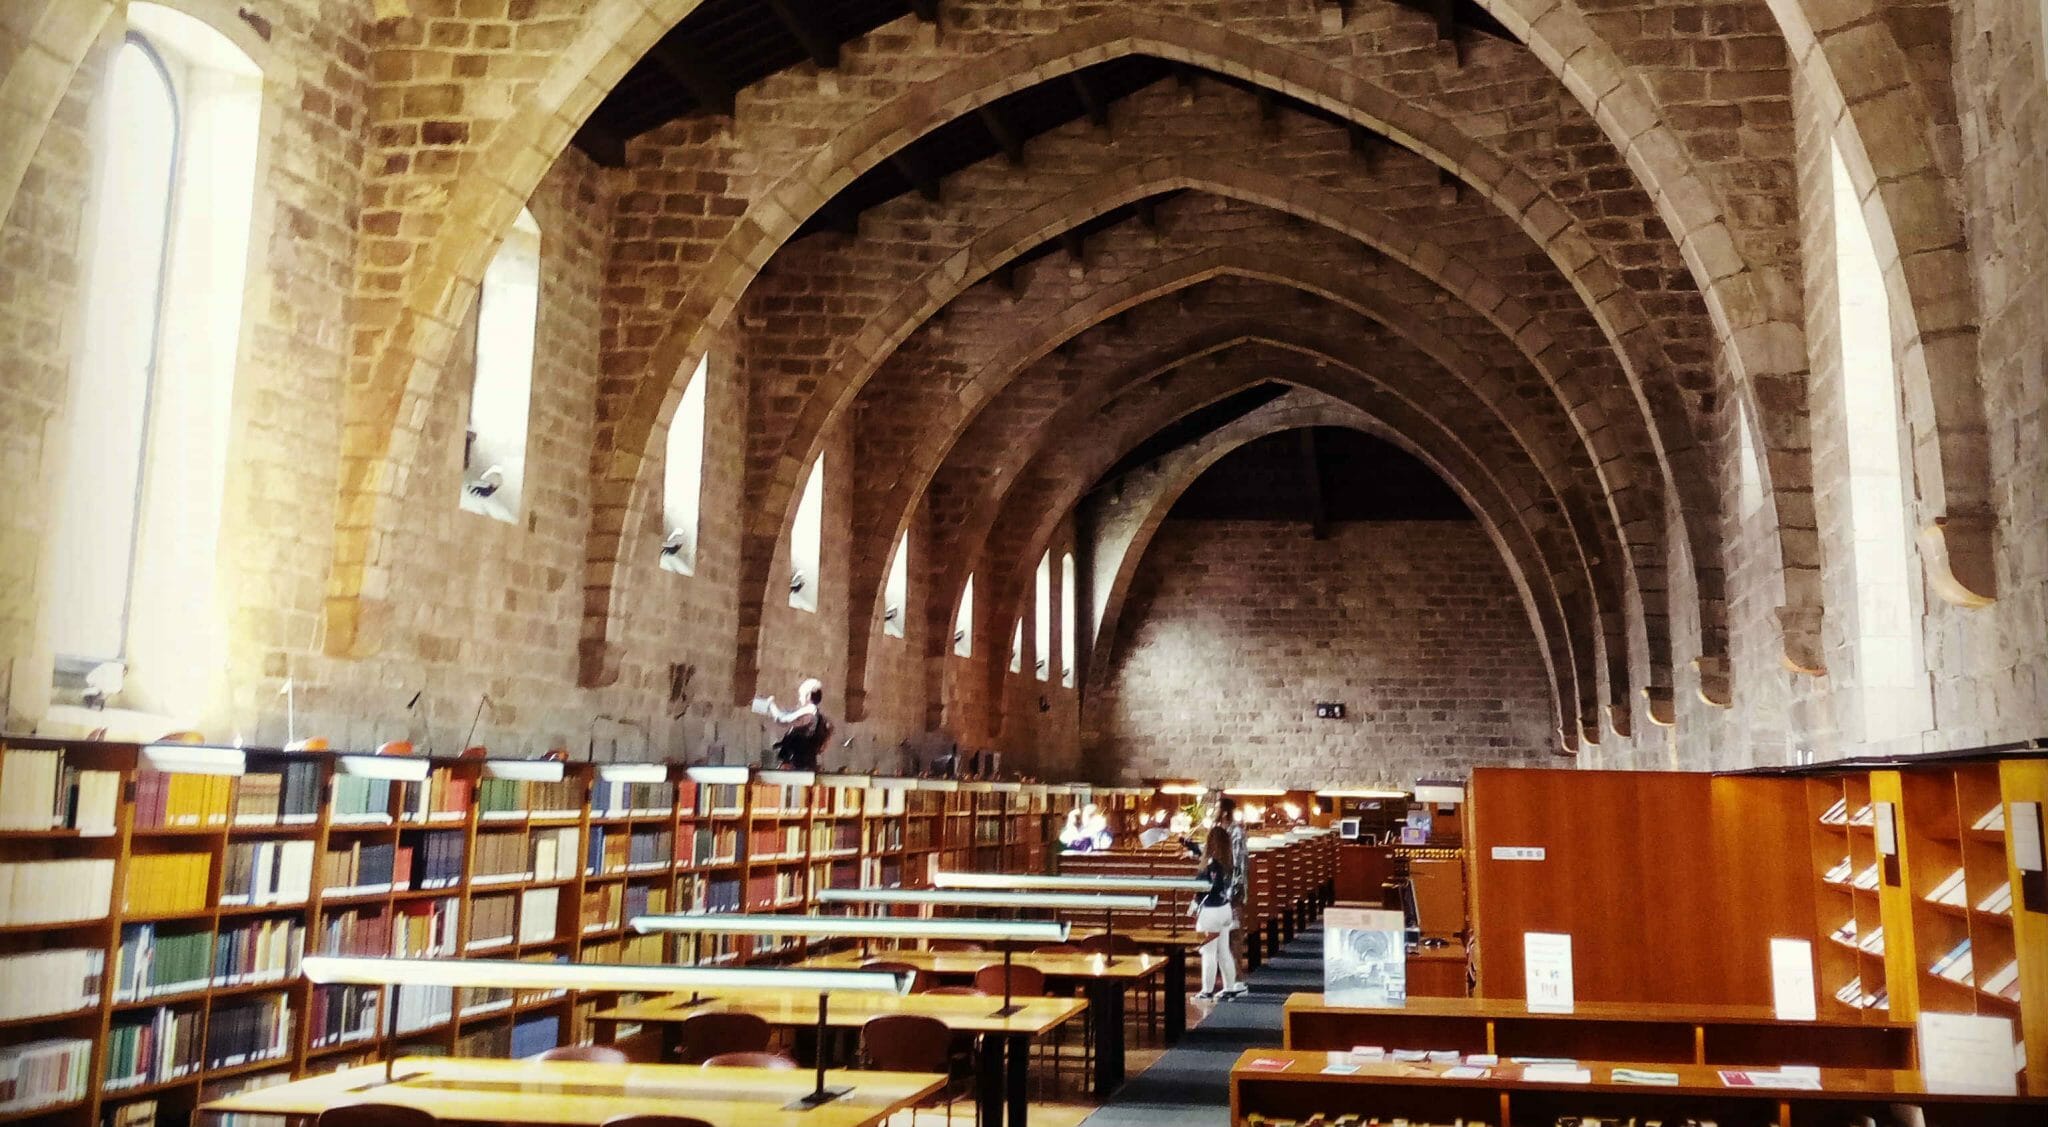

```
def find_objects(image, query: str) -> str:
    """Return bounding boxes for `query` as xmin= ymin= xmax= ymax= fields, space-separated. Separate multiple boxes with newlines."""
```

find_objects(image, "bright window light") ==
xmin=953 ymin=575 xmax=974 ymax=657
xmin=1060 ymin=551 xmax=1077 ymax=687
xmin=818 ymin=888 xmax=1158 ymax=911
xmin=1830 ymin=141 xmax=1929 ymax=743
xmin=1033 ymin=551 xmax=1051 ymax=681
xmin=462 ymin=206 xmax=540 ymax=522
xmin=661 ymin=355 xmax=708 ymax=574
xmin=883 ymin=530 xmax=909 ymax=639
xmin=1736 ymin=398 xmax=1765 ymax=518
xmin=1009 ymin=618 xmax=1024 ymax=674
xmin=789 ymin=454 xmax=824 ymax=611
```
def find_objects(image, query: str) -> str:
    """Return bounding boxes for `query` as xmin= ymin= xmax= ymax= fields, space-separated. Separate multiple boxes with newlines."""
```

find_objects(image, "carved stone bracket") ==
xmin=1692 ymin=655 xmax=1731 ymax=708
xmin=1775 ymin=604 xmax=1827 ymax=675
xmin=1641 ymin=685 xmax=1676 ymax=727
xmin=1919 ymin=515 xmax=1997 ymax=608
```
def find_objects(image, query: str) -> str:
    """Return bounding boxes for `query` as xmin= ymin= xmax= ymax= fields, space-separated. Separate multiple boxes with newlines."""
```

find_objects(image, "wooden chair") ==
xmin=317 ymin=1103 xmax=437 ymax=1127
xmin=536 ymin=1044 xmax=628 ymax=1063
xmin=861 ymin=1015 xmax=974 ymax=1127
xmin=674 ymin=1011 xmax=772 ymax=1064
xmin=971 ymin=963 xmax=1045 ymax=997
xmin=700 ymin=1051 xmax=798 ymax=1069
xmin=860 ymin=959 xmax=924 ymax=994
xmin=1074 ymin=933 xmax=1158 ymax=1041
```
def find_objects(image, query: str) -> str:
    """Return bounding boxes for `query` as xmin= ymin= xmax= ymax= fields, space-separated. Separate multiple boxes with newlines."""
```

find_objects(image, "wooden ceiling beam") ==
xmin=889 ymin=151 xmax=942 ymax=202
xmin=765 ymin=0 xmax=840 ymax=69
xmin=1070 ymin=72 xmax=1110 ymax=129
xmin=976 ymin=105 xmax=1026 ymax=166
xmin=648 ymin=37 xmax=735 ymax=115
xmin=909 ymin=0 xmax=939 ymax=22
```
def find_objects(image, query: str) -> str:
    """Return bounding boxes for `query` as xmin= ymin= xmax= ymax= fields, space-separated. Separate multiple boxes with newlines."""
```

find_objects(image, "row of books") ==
xmin=1973 ymin=805 xmax=2005 ymax=832
xmin=0 ymin=948 xmax=103 ymax=1020
xmin=221 ymin=840 xmax=315 ymax=906
xmin=592 ymin=780 xmax=675 ymax=818
xmin=749 ymin=783 xmax=811 ymax=814
xmin=321 ymin=840 xmax=411 ymax=896
xmin=213 ymin=917 xmax=305 ymax=987
xmin=582 ymin=935 xmax=663 ymax=966
xmin=810 ymin=820 xmax=860 ymax=854
xmin=478 ymin=779 xmax=581 ymax=820
xmin=1978 ymin=881 xmax=2014 ymax=914
xmin=1926 ymin=868 xmax=1970 ymax=907
xmin=204 ymin=995 xmax=294 ymax=1070
xmin=0 ymin=858 xmax=115 ymax=925
xmin=1833 ymin=976 xmax=1889 ymax=1010
xmin=115 ymin=925 xmax=213 ymax=1001
xmin=688 ymin=875 xmax=743 ymax=914
xmin=230 ymin=765 xmax=322 ymax=826
xmin=413 ymin=830 xmax=465 ymax=889
xmin=0 ymin=1038 xmax=94 ymax=1113
xmin=134 ymin=771 xmax=233 ymax=830
xmin=746 ymin=869 xmax=805 ymax=910
xmin=681 ymin=826 xmax=740 ymax=867
xmin=474 ymin=831 xmax=532 ymax=885
xmin=316 ymin=906 xmax=397 ymax=958
xmin=468 ymin=894 xmax=517 ymax=951
xmin=749 ymin=824 xmax=804 ymax=860
xmin=627 ymin=829 xmax=672 ymax=869
xmin=0 ymin=748 xmax=120 ymax=834
xmin=394 ymin=985 xmax=453 ymax=1035
xmin=391 ymin=898 xmax=460 ymax=958
xmin=1816 ymin=798 xmax=1875 ymax=827
xmin=1929 ymin=939 xmax=1974 ymax=985
xmin=105 ymin=1007 xmax=203 ymax=1089
xmin=1983 ymin=959 xmax=2022 ymax=1001
xmin=399 ymin=770 xmax=472 ymax=823
xmin=124 ymin=853 xmax=212 ymax=917
xmin=331 ymin=775 xmax=394 ymax=824
xmin=308 ymin=984 xmax=380 ymax=1048
xmin=532 ymin=826 xmax=580 ymax=882
xmin=509 ymin=1013 xmax=560 ymax=1059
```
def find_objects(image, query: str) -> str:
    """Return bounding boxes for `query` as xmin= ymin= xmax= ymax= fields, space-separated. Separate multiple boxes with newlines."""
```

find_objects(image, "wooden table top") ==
xmin=1067 ymin=926 xmax=1210 ymax=949
xmin=1280 ymin=992 xmax=1916 ymax=1030
xmin=596 ymin=986 xmax=1088 ymax=1036
xmin=803 ymin=950 xmax=1165 ymax=981
xmin=199 ymin=1057 xmax=945 ymax=1127
xmin=1229 ymin=1049 xmax=2044 ymax=1103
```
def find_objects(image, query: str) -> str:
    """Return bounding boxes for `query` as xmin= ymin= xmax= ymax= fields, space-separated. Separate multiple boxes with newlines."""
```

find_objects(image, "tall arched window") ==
xmin=1736 ymin=399 xmax=1765 ymax=518
xmin=1829 ymin=141 xmax=1930 ymax=744
xmin=953 ymin=576 xmax=974 ymax=657
xmin=882 ymin=531 xmax=909 ymax=639
xmin=47 ymin=5 xmax=261 ymax=717
xmin=462 ymin=206 xmax=540 ymax=522
xmin=1009 ymin=618 xmax=1024 ymax=675
xmin=1033 ymin=551 xmax=1052 ymax=682
xmin=789 ymin=454 xmax=825 ymax=612
xmin=661 ymin=355 xmax=708 ymax=574
xmin=1060 ymin=552 xmax=1077 ymax=688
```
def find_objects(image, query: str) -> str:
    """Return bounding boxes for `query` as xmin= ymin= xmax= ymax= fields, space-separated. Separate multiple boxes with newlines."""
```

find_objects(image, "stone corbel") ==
xmin=1692 ymin=655 xmax=1731 ymax=708
xmin=1607 ymin=703 xmax=1632 ymax=741
xmin=1641 ymin=685 xmax=1676 ymax=727
xmin=578 ymin=639 xmax=620 ymax=689
xmin=1918 ymin=515 xmax=1997 ymax=608
xmin=1775 ymin=604 xmax=1827 ymax=675
xmin=1554 ymin=726 xmax=1578 ymax=755
xmin=322 ymin=595 xmax=387 ymax=659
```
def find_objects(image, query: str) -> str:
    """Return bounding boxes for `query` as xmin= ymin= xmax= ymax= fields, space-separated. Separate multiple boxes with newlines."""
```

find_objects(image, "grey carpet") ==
xmin=1082 ymin=923 xmax=1323 ymax=1127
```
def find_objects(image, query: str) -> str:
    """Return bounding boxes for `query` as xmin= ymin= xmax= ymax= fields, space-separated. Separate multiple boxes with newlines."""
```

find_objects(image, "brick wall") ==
xmin=1088 ymin=520 xmax=1554 ymax=787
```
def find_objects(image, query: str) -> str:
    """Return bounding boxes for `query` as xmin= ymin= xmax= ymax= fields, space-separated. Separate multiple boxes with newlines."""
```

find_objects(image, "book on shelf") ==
xmin=0 ymin=947 xmax=104 ymax=1020
xmin=1829 ymin=919 xmax=1856 ymax=944
xmin=1833 ymin=976 xmax=1863 ymax=1006
xmin=1855 ymin=924 xmax=1884 ymax=955
xmin=476 ymin=778 xmax=529 ymax=821
xmin=473 ymin=830 xmax=531 ymax=885
xmin=213 ymin=917 xmax=304 ymax=987
xmin=627 ymin=828 xmax=672 ymax=869
xmin=1850 ymin=861 xmax=1881 ymax=890
xmin=0 ymin=1038 xmax=94 ymax=1114
xmin=468 ymin=894 xmax=516 ymax=951
xmin=1928 ymin=938 xmax=1973 ymax=984
xmin=316 ymin=906 xmax=394 ymax=958
xmin=398 ymin=767 xmax=471 ymax=823
xmin=0 ymin=857 xmax=115 ymax=925
xmin=231 ymin=764 xmax=320 ymax=827
xmin=331 ymin=775 xmax=393 ymax=824
xmin=622 ymin=881 xmax=665 ymax=919
xmin=580 ymin=884 xmax=621 ymax=934
xmin=321 ymin=840 xmax=407 ymax=896
xmin=115 ymin=924 xmax=214 ymax=1001
xmin=123 ymin=853 xmax=212 ymax=917
xmin=134 ymin=770 xmax=232 ymax=830
xmin=392 ymin=897 xmax=460 ymax=958
xmin=393 ymin=985 xmax=452 ymax=1035
xmin=529 ymin=779 xmax=580 ymax=819
xmin=1976 ymin=881 xmax=2013 ymax=915
xmin=530 ymin=826 xmax=579 ymax=882
xmin=104 ymin=1006 xmax=204 ymax=1089
xmin=1925 ymin=868 xmax=1968 ymax=907
xmin=409 ymin=830 xmax=465 ymax=889
xmin=204 ymin=993 xmax=294 ymax=1070
xmin=103 ymin=1095 xmax=159 ymax=1127
xmin=1849 ymin=803 xmax=1874 ymax=826
xmin=1972 ymin=805 xmax=2006 ymax=832
xmin=509 ymin=1014 xmax=560 ymax=1060
xmin=0 ymin=747 xmax=120 ymax=834
xmin=221 ymin=840 xmax=315 ymax=906
xmin=518 ymin=887 xmax=559 ymax=945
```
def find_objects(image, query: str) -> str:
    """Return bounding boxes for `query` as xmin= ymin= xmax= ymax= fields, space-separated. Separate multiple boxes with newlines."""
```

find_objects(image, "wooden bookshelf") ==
xmin=0 ymin=738 xmax=1086 ymax=1127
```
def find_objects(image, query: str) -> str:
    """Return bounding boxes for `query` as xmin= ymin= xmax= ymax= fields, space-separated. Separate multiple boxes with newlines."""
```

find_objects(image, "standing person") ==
xmin=1192 ymin=823 xmax=1246 ymax=999
xmin=1218 ymin=796 xmax=1249 ymax=911
xmin=759 ymin=677 xmax=831 ymax=770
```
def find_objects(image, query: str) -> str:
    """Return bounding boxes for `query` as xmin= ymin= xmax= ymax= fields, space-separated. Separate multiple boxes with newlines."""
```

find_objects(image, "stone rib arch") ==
xmin=1055 ymin=392 xmax=1566 ymax=756
xmin=940 ymin=357 xmax=1591 ymax=750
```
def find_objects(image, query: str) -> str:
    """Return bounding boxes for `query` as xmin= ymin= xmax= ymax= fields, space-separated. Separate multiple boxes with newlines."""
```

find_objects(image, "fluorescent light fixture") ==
xmin=1413 ymin=782 xmax=1465 ymax=805
xmin=141 ymin=744 xmax=247 ymax=776
xmin=1157 ymin=783 xmax=1206 ymax=795
xmin=1315 ymin=786 xmax=1409 ymax=799
xmin=823 ymin=773 xmax=872 ymax=787
xmin=818 ymin=888 xmax=1156 ymax=911
xmin=598 ymin=763 xmax=669 ymax=783
xmin=300 ymin=955 xmax=909 ymax=995
xmin=1020 ymin=784 xmax=1047 ymax=797
xmin=1224 ymin=786 xmax=1287 ymax=797
xmin=990 ymin=781 xmax=1022 ymax=793
xmin=337 ymin=754 xmax=431 ymax=782
xmin=934 ymin=871 xmax=1209 ymax=893
xmin=758 ymin=769 xmax=815 ymax=786
xmin=483 ymin=759 xmax=565 ymax=782
xmin=631 ymin=913 xmax=1069 ymax=944
xmin=962 ymin=781 xmax=994 ymax=793
xmin=871 ymin=776 xmax=918 ymax=790
xmin=686 ymin=765 xmax=751 ymax=785
xmin=913 ymin=779 xmax=960 ymax=792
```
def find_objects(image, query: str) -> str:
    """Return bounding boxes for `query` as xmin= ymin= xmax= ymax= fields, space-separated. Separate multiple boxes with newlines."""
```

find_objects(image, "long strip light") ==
xmin=818 ymin=888 xmax=1156 ymax=911
xmin=482 ymin=759 xmax=564 ymax=782
xmin=597 ymin=763 xmax=669 ymax=783
xmin=631 ymin=913 xmax=1069 ymax=944
xmin=140 ymin=744 xmax=246 ymax=776
xmin=1315 ymin=786 xmax=1409 ymax=799
xmin=299 ymin=955 xmax=909 ymax=995
xmin=1156 ymin=783 xmax=1207 ymax=795
xmin=336 ymin=754 xmax=432 ymax=782
xmin=933 ymin=871 xmax=1208 ymax=894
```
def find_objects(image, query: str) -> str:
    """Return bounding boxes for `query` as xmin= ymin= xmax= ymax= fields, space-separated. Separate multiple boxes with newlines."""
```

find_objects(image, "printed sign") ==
xmin=1523 ymin=931 xmax=1574 ymax=1013
xmin=1769 ymin=938 xmax=1817 ymax=1021
xmin=1489 ymin=846 xmax=1545 ymax=861
xmin=1325 ymin=907 xmax=1407 ymax=1007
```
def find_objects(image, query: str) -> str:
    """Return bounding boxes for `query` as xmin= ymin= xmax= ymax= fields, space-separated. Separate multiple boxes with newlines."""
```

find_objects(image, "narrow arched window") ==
xmin=1829 ymin=141 xmax=1930 ymax=743
xmin=1736 ymin=399 xmax=1765 ymax=518
xmin=1060 ymin=552 xmax=1077 ymax=688
xmin=48 ymin=6 xmax=261 ymax=715
xmin=882 ymin=531 xmax=909 ymax=639
xmin=1009 ymin=618 xmax=1024 ymax=675
xmin=661 ymin=355 xmax=708 ymax=574
xmin=1033 ymin=551 xmax=1052 ymax=682
xmin=953 ymin=575 xmax=974 ymax=657
xmin=462 ymin=206 xmax=540 ymax=521
xmin=789 ymin=454 xmax=824 ymax=612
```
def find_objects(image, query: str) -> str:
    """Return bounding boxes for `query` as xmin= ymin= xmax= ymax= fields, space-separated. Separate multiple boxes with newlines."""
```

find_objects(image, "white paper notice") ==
xmin=1769 ymin=937 xmax=1817 ymax=1021
xmin=1523 ymin=931 xmax=1574 ymax=1013
xmin=2014 ymin=802 xmax=2043 ymax=872
xmin=1917 ymin=1011 xmax=2019 ymax=1095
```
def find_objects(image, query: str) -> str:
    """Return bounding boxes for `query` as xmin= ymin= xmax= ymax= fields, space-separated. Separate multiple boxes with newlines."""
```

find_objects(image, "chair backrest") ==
xmin=927 ymin=940 xmax=986 ymax=952
xmin=536 ymin=1044 xmax=628 ymax=1064
xmin=700 ymin=1051 xmax=799 ymax=1070
xmin=317 ymin=1103 xmax=437 ymax=1127
xmin=676 ymin=1011 xmax=772 ymax=1063
xmin=923 ymin=985 xmax=987 ymax=996
xmin=973 ymin=962 xmax=1046 ymax=996
xmin=1076 ymin=932 xmax=1144 ymax=956
xmin=860 ymin=960 xmax=924 ymax=993
xmin=862 ymin=1014 xmax=952 ymax=1073
xmin=599 ymin=1117 xmax=714 ymax=1127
